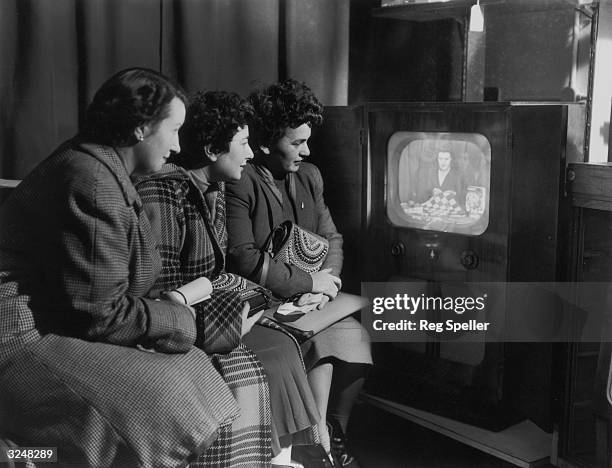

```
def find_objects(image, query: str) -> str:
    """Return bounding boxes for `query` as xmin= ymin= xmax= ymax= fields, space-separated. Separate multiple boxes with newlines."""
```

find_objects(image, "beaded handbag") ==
xmin=263 ymin=220 xmax=329 ymax=280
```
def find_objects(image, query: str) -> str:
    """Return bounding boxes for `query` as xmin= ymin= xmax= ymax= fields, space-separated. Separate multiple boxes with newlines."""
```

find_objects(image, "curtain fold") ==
xmin=77 ymin=0 xmax=162 ymax=107
xmin=0 ymin=0 xmax=350 ymax=179
xmin=161 ymin=0 xmax=280 ymax=96
xmin=0 ymin=0 xmax=79 ymax=178
xmin=285 ymin=0 xmax=349 ymax=106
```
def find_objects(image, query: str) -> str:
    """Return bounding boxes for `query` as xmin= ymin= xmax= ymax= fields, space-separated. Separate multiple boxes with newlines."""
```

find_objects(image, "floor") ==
xmin=346 ymin=402 xmax=556 ymax=468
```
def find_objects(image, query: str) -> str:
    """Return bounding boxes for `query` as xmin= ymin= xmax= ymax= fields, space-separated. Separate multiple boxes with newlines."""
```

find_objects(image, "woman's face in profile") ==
xmin=271 ymin=123 xmax=311 ymax=174
xmin=212 ymin=125 xmax=254 ymax=181
xmin=133 ymin=97 xmax=185 ymax=175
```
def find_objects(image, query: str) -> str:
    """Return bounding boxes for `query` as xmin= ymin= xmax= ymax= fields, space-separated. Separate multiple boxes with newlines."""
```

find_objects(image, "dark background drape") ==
xmin=0 ymin=0 xmax=349 ymax=179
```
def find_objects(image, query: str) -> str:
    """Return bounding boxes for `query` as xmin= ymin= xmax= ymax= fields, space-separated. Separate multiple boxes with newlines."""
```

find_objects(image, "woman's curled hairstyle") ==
xmin=81 ymin=67 xmax=186 ymax=147
xmin=248 ymin=79 xmax=323 ymax=151
xmin=175 ymin=91 xmax=254 ymax=169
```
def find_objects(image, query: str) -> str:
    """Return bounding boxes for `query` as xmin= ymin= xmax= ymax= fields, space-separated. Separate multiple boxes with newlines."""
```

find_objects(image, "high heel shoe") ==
xmin=327 ymin=418 xmax=360 ymax=468
xmin=291 ymin=444 xmax=334 ymax=468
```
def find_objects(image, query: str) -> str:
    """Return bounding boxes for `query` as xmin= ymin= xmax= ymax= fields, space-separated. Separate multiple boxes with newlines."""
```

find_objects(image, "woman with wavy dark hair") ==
xmin=136 ymin=90 xmax=320 ymax=468
xmin=225 ymin=79 xmax=372 ymax=468
xmin=0 ymin=68 xmax=260 ymax=467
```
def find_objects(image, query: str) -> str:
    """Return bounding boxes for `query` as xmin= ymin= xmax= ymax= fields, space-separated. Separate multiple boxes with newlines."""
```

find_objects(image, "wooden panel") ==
xmin=508 ymin=105 xmax=567 ymax=282
xmin=568 ymin=163 xmax=612 ymax=210
xmin=559 ymin=195 xmax=612 ymax=467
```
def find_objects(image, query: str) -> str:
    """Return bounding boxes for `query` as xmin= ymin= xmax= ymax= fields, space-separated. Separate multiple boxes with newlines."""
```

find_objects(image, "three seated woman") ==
xmin=0 ymin=69 xmax=370 ymax=468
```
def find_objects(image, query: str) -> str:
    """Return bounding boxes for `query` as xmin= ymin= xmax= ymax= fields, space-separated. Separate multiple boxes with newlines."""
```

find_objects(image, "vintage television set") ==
xmin=308 ymin=102 xmax=584 ymax=431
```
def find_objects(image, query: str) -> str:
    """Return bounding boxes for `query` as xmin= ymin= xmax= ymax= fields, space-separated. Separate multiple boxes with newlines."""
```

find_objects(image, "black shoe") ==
xmin=327 ymin=418 xmax=360 ymax=468
xmin=292 ymin=444 xmax=334 ymax=468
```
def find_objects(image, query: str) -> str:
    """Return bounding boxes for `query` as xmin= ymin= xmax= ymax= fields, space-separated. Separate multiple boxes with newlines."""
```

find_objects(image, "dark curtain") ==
xmin=285 ymin=0 xmax=350 ymax=105
xmin=0 ymin=0 xmax=349 ymax=179
xmin=161 ymin=0 xmax=280 ymax=96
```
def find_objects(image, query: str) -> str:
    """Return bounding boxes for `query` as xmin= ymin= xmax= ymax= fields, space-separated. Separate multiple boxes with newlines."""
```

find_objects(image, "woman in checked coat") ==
xmin=0 ymin=69 xmax=256 ymax=467
xmin=135 ymin=90 xmax=320 ymax=468
xmin=134 ymin=169 xmax=274 ymax=468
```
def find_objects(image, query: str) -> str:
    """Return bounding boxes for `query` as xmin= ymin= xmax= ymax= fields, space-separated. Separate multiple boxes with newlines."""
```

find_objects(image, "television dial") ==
xmin=460 ymin=250 xmax=479 ymax=270
xmin=390 ymin=242 xmax=405 ymax=257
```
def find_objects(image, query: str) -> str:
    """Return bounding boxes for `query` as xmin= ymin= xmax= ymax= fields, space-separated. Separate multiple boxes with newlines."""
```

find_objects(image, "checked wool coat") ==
xmin=0 ymin=141 xmax=239 ymax=467
xmin=135 ymin=164 xmax=272 ymax=467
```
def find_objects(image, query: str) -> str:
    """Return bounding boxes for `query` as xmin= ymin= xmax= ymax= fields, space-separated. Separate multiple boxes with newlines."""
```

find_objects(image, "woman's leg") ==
xmin=328 ymin=362 xmax=371 ymax=433
xmin=243 ymin=325 xmax=319 ymax=460
xmin=327 ymin=362 xmax=371 ymax=467
xmin=307 ymin=362 xmax=334 ymax=453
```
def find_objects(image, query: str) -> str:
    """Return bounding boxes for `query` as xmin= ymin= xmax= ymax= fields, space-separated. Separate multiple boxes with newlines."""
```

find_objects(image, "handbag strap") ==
xmin=257 ymin=174 xmax=281 ymax=287
xmin=259 ymin=251 xmax=271 ymax=287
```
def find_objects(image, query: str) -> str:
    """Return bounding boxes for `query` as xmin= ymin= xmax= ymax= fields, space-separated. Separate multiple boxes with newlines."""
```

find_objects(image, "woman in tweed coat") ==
xmin=136 ymin=91 xmax=320 ymax=468
xmin=0 ymin=69 xmax=245 ymax=467
xmin=225 ymin=80 xmax=372 ymax=468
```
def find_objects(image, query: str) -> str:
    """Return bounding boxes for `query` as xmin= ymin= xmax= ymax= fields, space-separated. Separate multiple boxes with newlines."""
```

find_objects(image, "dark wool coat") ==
xmin=225 ymin=162 xmax=343 ymax=299
xmin=0 ymin=141 xmax=238 ymax=468
xmin=225 ymin=162 xmax=373 ymax=369
xmin=135 ymin=164 xmax=272 ymax=467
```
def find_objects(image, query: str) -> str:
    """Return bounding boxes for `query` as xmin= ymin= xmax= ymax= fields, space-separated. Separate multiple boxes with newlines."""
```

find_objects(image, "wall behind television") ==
xmin=484 ymin=8 xmax=584 ymax=101
xmin=349 ymin=0 xmax=583 ymax=104
xmin=0 ymin=0 xmax=349 ymax=180
xmin=349 ymin=0 xmax=465 ymax=103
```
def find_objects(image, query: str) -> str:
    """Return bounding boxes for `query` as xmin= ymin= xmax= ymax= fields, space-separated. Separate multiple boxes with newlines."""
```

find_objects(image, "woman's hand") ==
xmin=316 ymin=295 xmax=330 ymax=310
xmin=241 ymin=303 xmax=263 ymax=337
xmin=310 ymin=268 xmax=342 ymax=299
xmin=296 ymin=292 xmax=330 ymax=310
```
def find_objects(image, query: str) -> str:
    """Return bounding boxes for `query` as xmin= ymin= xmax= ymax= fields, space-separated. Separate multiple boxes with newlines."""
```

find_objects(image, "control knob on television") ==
xmin=460 ymin=249 xmax=479 ymax=270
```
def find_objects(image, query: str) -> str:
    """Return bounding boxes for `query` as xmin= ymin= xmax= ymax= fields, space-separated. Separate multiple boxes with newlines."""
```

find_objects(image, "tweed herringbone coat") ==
xmin=135 ymin=164 xmax=272 ymax=467
xmin=0 ymin=141 xmax=239 ymax=467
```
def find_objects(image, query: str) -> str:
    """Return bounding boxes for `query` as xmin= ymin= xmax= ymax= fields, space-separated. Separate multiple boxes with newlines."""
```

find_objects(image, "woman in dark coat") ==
xmin=0 ymin=69 xmax=250 ymax=467
xmin=135 ymin=91 xmax=320 ymax=467
xmin=225 ymin=79 xmax=372 ymax=468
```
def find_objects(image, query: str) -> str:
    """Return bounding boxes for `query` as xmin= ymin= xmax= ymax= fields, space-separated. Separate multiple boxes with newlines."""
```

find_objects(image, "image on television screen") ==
xmin=386 ymin=132 xmax=491 ymax=235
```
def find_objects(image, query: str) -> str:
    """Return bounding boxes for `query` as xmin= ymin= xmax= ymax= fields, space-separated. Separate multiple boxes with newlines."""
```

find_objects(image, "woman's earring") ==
xmin=137 ymin=135 xmax=144 ymax=142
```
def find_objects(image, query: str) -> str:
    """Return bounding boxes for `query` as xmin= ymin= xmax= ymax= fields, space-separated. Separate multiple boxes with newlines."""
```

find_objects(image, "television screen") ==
xmin=386 ymin=132 xmax=491 ymax=235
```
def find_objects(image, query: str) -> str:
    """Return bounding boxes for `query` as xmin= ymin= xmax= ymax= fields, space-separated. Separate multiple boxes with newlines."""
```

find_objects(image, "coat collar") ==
xmin=252 ymin=162 xmax=297 ymax=208
xmin=131 ymin=162 xmax=190 ymax=184
xmin=77 ymin=141 xmax=142 ymax=209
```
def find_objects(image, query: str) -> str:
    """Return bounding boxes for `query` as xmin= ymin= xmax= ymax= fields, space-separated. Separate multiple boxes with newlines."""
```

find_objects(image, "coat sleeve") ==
xmin=225 ymin=172 xmax=313 ymax=299
xmin=139 ymin=179 xmax=243 ymax=354
xmin=57 ymin=165 xmax=196 ymax=353
xmin=193 ymin=289 xmax=243 ymax=354
xmin=310 ymin=166 xmax=344 ymax=276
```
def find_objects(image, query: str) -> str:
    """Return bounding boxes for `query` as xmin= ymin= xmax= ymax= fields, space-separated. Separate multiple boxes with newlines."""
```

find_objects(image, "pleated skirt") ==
xmin=243 ymin=324 xmax=320 ymax=455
